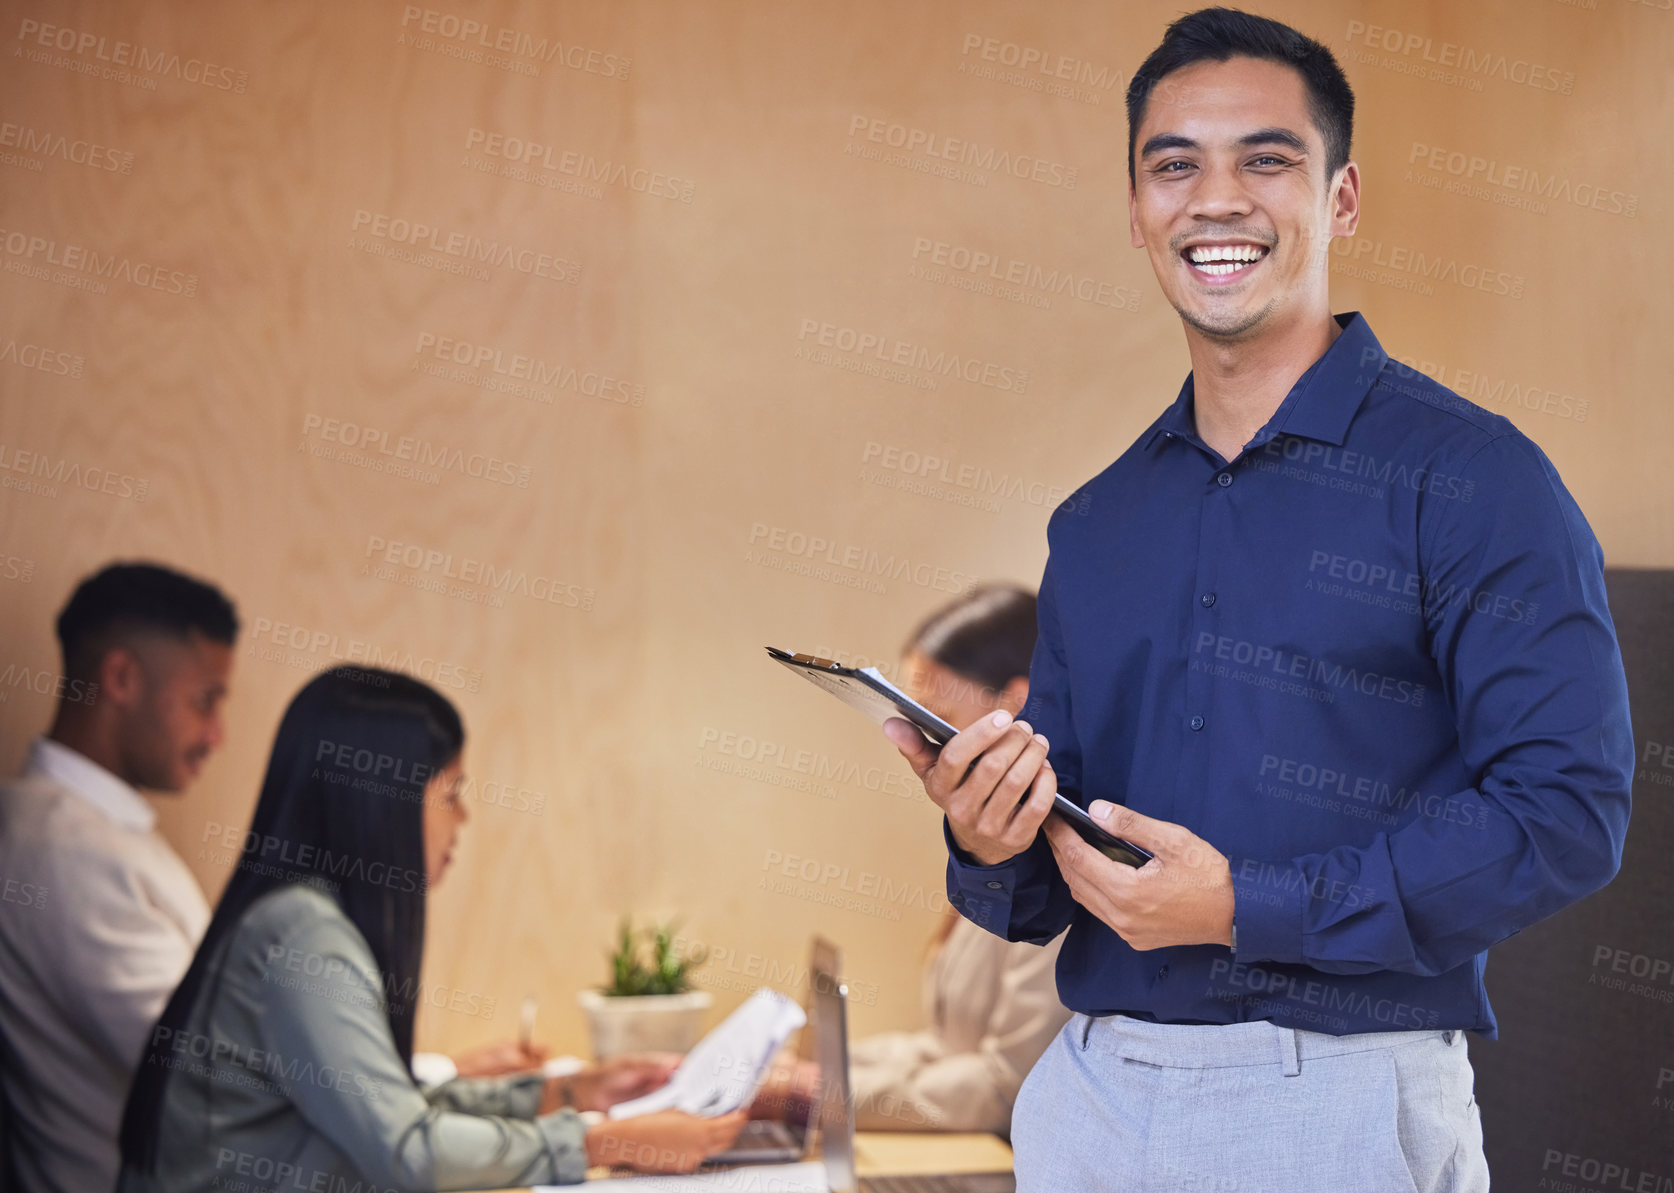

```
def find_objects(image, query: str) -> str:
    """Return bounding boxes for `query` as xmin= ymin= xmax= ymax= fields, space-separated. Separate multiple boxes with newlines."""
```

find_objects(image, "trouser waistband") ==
xmin=1080 ymin=1013 xmax=1459 ymax=1077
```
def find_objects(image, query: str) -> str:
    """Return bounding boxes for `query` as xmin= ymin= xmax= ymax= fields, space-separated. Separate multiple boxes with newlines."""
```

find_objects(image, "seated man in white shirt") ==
xmin=0 ymin=562 xmax=237 ymax=1193
xmin=0 ymin=564 xmax=576 ymax=1193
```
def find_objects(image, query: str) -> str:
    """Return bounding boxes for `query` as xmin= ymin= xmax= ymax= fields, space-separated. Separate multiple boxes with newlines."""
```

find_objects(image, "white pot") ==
xmin=576 ymin=989 xmax=713 ymax=1060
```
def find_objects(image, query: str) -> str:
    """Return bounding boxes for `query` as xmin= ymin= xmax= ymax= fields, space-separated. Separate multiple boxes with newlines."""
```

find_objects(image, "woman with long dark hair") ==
xmin=849 ymin=584 xmax=1072 ymax=1136
xmin=117 ymin=667 xmax=742 ymax=1189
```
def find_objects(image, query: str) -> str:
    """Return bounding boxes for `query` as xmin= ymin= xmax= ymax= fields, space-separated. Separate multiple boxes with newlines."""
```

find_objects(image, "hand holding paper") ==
xmin=608 ymin=989 xmax=807 ymax=1120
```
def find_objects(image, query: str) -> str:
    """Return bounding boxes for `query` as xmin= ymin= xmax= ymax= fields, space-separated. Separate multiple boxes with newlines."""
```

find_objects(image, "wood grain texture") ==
xmin=0 ymin=0 xmax=1666 ymax=1059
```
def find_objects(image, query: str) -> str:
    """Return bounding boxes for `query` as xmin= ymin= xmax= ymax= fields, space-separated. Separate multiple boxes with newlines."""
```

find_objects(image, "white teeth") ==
xmin=1187 ymin=244 xmax=1266 ymax=266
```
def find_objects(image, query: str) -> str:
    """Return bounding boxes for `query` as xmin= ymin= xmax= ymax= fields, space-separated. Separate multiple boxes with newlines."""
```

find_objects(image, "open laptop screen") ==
xmin=812 ymin=944 xmax=858 ymax=1193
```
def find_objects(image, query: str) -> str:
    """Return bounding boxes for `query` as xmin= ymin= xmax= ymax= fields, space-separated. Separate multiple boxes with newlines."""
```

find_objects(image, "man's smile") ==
xmin=1181 ymin=241 xmax=1271 ymax=283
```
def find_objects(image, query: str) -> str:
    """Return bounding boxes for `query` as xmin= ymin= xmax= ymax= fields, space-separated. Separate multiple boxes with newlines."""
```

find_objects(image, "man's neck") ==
xmin=46 ymin=712 xmax=128 ymax=786
xmin=1186 ymin=312 xmax=1342 ymax=463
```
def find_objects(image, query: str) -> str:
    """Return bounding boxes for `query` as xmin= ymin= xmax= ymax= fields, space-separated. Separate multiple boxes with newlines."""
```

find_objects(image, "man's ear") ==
xmin=97 ymin=645 xmax=146 ymax=710
xmin=1001 ymin=675 xmax=1029 ymax=716
xmin=1331 ymin=160 xmax=1361 ymax=238
xmin=1129 ymin=180 xmax=1146 ymax=249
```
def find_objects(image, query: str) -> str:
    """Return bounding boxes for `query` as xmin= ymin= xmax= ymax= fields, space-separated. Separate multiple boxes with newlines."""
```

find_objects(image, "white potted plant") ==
xmin=577 ymin=918 xmax=712 ymax=1060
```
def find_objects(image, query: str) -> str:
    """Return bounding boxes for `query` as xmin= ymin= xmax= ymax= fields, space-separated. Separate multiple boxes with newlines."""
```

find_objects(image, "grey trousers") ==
xmin=1012 ymin=1014 xmax=1489 ymax=1193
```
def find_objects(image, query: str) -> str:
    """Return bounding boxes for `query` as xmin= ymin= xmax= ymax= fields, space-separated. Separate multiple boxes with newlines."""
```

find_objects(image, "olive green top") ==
xmin=117 ymin=883 xmax=587 ymax=1191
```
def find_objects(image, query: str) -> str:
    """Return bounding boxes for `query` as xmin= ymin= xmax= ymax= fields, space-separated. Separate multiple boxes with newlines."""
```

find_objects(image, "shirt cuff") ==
xmin=943 ymin=818 xmax=1027 ymax=936
xmin=409 ymin=1050 xmax=458 ymax=1089
xmin=542 ymin=1054 xmax=587 ymax=1079
xmin=535 ymin=1108 xmax=590 ymax=1185
xmin=504 ymin=1071 xmax=548 ymax=1118
xmin=1229 ymin=858 xmax=1306 ymax=965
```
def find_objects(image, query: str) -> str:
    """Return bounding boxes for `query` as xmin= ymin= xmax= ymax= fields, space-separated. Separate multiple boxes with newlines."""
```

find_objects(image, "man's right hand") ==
xmin=883 ymin=710 xmax=1056 ymax=866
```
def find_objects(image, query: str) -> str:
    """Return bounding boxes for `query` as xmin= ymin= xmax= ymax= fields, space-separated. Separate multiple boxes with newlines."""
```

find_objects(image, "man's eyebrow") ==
xmin=1237 ymin=127 xmax=1309 ymax=153
xmin=1139 ymin=128 xmax=1310 ymax=159
xmin=1139 ymin=133 xmax=1199 ymax=159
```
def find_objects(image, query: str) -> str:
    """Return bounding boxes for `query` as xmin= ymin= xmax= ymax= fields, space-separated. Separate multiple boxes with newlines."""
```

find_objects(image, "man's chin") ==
xmin=159 ymin=760 xmax=203 ymax=792
xmin=1175 ymin=298 xmax=1276 ymax=343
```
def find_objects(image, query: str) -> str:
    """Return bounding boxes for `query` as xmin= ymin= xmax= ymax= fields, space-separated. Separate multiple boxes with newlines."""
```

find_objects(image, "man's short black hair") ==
xmin=56 ymin=562 xmax=239 ymax=678
xmin=1125 ymin=7 xmax=1354 ymax=186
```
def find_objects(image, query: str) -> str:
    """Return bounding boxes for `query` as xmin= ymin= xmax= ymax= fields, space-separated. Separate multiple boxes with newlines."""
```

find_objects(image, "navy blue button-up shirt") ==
xmin=947 ymin=313 xmax=1633 ymax=1038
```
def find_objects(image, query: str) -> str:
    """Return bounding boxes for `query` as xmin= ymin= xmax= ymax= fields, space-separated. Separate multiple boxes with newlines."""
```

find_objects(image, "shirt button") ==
xmin=1189 ymin=715 xmax=1205 ymax=731
xmin=985 ymin=880 xmax=1004 ymax=890
xmin=1217 ymin=473 xmax=1233 ymax=488
xmin=1156 ymin=965 xmax=1170 ymax=980
xmin=1200 ymin=592 xmax=1216 ymax=608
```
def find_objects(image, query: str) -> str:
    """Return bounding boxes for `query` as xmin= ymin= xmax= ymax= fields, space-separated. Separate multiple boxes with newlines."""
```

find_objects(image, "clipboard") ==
xmin=764 ymin=646 xmax=1153 ymax=867
xmin=764 ymin=647 xmax=958 ymax=745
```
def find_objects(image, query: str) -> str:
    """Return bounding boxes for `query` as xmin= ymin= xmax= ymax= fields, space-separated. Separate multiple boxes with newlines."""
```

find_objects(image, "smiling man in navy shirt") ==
xmin=885 ymin=8 xmax=1633 ymax=1191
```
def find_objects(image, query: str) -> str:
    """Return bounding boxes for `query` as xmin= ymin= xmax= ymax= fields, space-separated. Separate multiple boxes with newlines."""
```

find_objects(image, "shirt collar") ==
xmin=1144 ymin=312 xmax=1387 ymax=453
xmin=24 ymin=736 xmax=156 ymax=832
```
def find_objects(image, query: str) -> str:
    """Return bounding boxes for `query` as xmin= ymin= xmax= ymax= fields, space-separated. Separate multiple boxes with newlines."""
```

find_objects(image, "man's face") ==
xmin=1128 ymin=55 xmax=1359 ymax=342
xmin=111 ymin=631 xmax=234 ymax=791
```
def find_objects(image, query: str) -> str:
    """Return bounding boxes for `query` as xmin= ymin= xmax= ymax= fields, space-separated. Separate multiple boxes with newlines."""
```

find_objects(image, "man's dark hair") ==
xmin=1125 ymin=7 xmax=1354 ymax=186
xmin=55 ymin=561 xmax=239 ymax=678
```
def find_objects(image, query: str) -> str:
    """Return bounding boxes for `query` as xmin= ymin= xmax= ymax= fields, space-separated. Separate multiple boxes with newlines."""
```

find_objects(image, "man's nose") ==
xmin=1187 ymin=160 xmax=1255 ymax=222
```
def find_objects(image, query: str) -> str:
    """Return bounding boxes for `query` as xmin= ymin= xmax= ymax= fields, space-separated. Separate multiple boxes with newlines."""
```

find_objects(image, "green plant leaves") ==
xmin=603 ymin=916 xmax=706 ymax=996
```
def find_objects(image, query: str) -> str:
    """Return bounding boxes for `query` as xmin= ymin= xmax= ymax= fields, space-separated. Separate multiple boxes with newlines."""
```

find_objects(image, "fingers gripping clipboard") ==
xmin=764 ymin=646 xmax=1153 ymax=867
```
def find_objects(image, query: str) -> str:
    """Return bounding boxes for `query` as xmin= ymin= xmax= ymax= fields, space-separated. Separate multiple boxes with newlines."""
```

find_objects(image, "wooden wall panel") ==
xmin=0 ymin=0 xmax=1667 ymax=1096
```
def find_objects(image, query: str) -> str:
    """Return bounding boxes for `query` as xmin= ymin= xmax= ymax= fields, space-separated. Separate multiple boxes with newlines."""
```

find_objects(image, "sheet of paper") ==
xmin=609 ymin=988 xmax=806 ymax=1120
xmin=534 ymin=1159 xmax=826 ymax=1192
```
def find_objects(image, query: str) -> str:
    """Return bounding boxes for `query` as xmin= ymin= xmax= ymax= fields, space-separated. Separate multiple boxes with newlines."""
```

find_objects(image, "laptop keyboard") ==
xmin=861 ymin=1174 xmax=1016 ymax=1193
xmin=730 ymin=1120 xmax=799 ymax=1149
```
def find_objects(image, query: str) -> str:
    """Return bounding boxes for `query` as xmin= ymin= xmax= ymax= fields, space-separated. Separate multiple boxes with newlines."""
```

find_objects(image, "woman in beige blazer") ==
xmin=850 ymin=585 xmax=1071 ymax=1136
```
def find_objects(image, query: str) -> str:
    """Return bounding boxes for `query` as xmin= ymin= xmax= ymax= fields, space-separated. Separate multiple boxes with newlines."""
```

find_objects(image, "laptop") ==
xmin=810 ymin=941 xmax=1016 ymax=1193
xmin=705 ymin=938 xmax=841 ymax=1165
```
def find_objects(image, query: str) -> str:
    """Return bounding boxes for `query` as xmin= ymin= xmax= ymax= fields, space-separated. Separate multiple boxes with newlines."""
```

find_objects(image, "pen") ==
xmin=519 ymin=995 xmax=537 ymax=1053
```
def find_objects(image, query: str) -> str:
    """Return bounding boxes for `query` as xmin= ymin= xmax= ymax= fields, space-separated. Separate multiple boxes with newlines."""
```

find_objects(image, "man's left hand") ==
xmin=1043 ymin=801 xmax=1234 ymax=951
